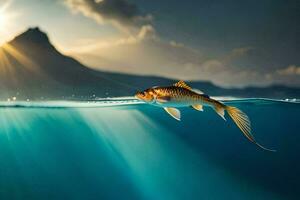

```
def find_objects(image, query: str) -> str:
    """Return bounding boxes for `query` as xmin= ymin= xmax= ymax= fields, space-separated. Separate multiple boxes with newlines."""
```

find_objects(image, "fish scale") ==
xmin=154 ymin=86 xmax=209 ymax=104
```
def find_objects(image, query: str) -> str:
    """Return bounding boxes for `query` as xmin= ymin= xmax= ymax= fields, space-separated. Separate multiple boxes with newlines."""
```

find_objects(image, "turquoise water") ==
xmin=0 ymin=98 xmax=299 ymax=200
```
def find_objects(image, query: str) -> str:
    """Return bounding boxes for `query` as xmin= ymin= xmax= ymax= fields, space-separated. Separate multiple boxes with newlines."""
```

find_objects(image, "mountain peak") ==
xmin=10 ymin=27 xmax=51 ymax=46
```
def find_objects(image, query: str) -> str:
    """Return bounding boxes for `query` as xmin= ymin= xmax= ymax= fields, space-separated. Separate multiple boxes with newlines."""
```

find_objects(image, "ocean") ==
xmin=0 ymin=98 xmax=299 ymax=200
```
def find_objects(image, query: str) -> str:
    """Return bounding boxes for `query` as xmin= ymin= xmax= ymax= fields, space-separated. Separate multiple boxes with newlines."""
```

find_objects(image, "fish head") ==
xmin=135 ymin=88 xmax=156 ymax=103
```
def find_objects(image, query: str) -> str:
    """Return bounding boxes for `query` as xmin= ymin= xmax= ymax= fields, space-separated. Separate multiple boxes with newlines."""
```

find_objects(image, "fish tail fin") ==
xmin=224 ymin=105 xmax=276 ymax=152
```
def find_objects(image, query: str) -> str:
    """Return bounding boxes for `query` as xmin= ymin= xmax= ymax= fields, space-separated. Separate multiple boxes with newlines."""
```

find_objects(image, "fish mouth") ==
xmin=135 ymin=92 xmax=153 ymax=102
xmin=135 ymin=92 xmax=144 ymax=100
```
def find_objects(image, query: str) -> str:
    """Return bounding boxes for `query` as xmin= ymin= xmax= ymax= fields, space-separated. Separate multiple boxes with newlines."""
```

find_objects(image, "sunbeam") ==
xmin=0 ymin=43 xmax=42 ymax=86
xmin=1 ymin=43 xmax=38 ymax=70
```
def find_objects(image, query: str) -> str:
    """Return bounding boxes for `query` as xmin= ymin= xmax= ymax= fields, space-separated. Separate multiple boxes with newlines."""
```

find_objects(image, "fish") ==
xmin=135 ymin=80 xmax=275 ymax=152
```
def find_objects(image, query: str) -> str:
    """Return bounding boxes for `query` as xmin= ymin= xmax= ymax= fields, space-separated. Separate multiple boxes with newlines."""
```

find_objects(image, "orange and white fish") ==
xmin=135 ymin=80 xmax=275 ymax=151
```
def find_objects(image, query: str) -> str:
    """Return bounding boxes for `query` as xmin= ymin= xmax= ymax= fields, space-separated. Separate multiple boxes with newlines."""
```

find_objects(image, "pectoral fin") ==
xmin=164 ymin=107 xmax=181 ymax=121
xmin=191 ymin=104 xmax=203 ymax=111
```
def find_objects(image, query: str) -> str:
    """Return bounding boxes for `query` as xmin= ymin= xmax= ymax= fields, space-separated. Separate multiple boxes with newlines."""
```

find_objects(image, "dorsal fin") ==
xmin=174 ymin=80 xmax=192 ymax=90
xmin=174 ymin=81 xmax=205 ymax=94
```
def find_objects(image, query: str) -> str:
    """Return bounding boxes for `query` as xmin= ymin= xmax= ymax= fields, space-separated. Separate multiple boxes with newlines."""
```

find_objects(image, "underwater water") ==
xmin=0 ymin=98 xmax=299 ymax=200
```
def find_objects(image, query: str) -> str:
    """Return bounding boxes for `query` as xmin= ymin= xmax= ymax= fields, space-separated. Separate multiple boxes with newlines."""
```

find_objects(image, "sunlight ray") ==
xmin=1 ymin=43 xmax=41 ymax=72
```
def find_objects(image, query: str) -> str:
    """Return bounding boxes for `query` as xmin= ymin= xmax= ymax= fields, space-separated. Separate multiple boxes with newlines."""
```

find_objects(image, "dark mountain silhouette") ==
xmin=0 ymin=27 xmax=299 ymax=100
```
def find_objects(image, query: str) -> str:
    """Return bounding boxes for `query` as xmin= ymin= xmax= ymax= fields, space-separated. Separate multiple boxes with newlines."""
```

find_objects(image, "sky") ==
xmin=0 ymin=0 xmax=299 ymax=88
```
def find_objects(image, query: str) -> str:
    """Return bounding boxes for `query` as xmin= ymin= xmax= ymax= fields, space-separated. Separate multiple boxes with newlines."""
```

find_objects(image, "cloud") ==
xmin=265 ymin=65 xmax=300 ymax=86
xmin=61 ymin=1 xmax=299 ymax=88
xmin=262 ymin=65 xmax=300 ymax=86
xmin=69 ymin=34 xmax=276 ymax=87
xmin=137 ymin=25 xmax=156 ymax=40
xmin=72 ymin=34 xmax=300 ymax=88
xmin=64 ymin=0 xmax=152 ymax=33
xmin=222 ymin=46 xmax=254 ymax=64
xmin=169 ymin=41 xmax=185 ymax=48
xmin=65 ymin=24 xmax=157 ymax=54
xmin=276 ymin=65 xmax=300 ymax=76
xmin=71 ymin=35 xmax=300 ymax=87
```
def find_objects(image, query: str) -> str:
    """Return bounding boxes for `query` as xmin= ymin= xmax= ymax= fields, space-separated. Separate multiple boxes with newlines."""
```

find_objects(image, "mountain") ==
xmin=0 ymin=27 xmax=299 ymax=100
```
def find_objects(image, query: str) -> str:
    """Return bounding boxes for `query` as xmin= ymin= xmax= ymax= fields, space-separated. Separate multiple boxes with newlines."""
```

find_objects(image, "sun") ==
xmin=0 ymin=1 xmax=18 ymax=45
xmin=0 ymin=1 xmax=9 ymax=32
xmin=0 ymin=0 xmax=15 ymax=32
xmin=0 ymin=11 xmax=7 ymax=30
